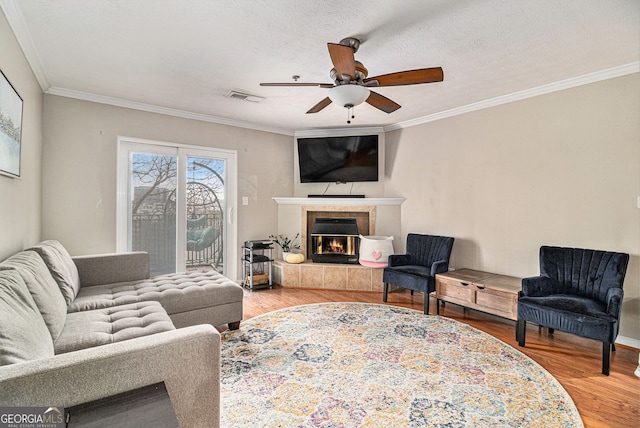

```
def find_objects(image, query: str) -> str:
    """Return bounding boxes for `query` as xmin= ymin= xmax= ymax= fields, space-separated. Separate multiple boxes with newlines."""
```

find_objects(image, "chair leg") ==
xmin=517 ymin=320 xmax=526 ymax=346
xmin=410 ymin=290 xmax=414 ymax=296
xmin=612 ymin=343 xmax=616 ymax=352
xmin=423 ymin=291 xmax=430 ymax=315
xmin=602 ymin=342 xmax=611 ymax=376
xmin=383 ymin=283 xmax=389 ymax=302
xmin=548 ymin=327 xmax=554 ymax=335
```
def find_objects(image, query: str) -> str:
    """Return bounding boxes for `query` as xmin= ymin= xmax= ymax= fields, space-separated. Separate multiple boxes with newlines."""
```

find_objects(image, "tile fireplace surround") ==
xmin=272 ymin=197 xmax=405 ymax=291
xmin=273 ymin=259 xmax=385 ymax=291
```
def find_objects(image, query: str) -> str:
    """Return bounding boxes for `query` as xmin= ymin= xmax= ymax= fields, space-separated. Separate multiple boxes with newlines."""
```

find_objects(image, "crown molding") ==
xmin=44 ymin=59 xmax=640 ymax=137
xmin=0 ymin=0 xmax=50 ymax=91
xmin=294 ymin=127 xmax=385 ymax=138
xmin=45 ymin=86 xmax=294 ymax=136
xmin=383 ymin=62 xmax=640 ymax=132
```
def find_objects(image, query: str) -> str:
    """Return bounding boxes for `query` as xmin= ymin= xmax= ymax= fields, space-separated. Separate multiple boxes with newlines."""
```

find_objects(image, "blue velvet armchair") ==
xmin=382 ymin=234 xmax=454 ymax=315
xmin=516 ymin=246 xmax=629 ymax=375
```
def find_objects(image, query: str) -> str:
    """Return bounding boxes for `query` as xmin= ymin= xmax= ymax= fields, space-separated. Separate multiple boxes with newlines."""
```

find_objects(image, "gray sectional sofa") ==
xmin=0 ymin=240 xmax=245 ymax=427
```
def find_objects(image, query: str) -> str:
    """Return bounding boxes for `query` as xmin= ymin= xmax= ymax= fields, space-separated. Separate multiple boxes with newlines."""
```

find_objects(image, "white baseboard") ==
xmin=616 ymin=335 xmax=640 ymax=350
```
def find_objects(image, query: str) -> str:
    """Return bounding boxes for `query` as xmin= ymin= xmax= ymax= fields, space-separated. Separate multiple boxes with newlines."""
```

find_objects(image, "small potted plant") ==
xmin=269 ymin=233 xmax=300 ymax=260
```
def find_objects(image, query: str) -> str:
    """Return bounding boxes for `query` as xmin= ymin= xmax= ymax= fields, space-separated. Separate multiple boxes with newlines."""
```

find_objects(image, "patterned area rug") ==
xmin=220 ymin=303 xmax=582 ymax=427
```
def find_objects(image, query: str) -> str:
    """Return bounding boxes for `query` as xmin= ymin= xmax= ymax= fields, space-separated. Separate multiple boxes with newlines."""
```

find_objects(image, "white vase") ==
xmin=282 ymin=251 xmax=290 ymax=261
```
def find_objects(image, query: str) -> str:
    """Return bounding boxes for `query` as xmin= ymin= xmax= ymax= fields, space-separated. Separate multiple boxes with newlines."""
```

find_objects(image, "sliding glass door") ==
xmin=184 ymin=151 xmax=228 ymax=272
xmin=128 ymin=148 xmax=178 ymax=275
xmin=117 ymin=138 xmax=237 ymax=278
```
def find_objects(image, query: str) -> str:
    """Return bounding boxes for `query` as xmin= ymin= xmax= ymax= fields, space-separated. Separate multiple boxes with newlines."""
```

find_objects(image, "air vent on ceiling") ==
xmin=227 ymin=91 xmax=265 ymax=103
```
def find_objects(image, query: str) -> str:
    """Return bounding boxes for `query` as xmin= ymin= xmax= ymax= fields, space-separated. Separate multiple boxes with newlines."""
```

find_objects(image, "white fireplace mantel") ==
xmin=273 ymin=197 xmax=405 ymax=206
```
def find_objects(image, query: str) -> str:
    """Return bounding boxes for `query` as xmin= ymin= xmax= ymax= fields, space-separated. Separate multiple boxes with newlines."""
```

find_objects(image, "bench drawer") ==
xmin=475 ymin=286 xmax=519 ymax=320
xmin=436 ymin=277 xmax=473 ymax=305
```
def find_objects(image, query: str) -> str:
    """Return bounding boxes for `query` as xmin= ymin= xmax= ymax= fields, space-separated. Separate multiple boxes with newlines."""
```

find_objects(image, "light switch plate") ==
xmin=242 ymin=196 xmax=249 ymax=206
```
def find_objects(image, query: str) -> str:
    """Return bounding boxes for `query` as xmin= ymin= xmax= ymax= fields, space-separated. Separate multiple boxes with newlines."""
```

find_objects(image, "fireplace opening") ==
xmin=312 ymin=235 xmax=357 ymax=256
xmin=310 ymin=218 xmax=359 ymax=264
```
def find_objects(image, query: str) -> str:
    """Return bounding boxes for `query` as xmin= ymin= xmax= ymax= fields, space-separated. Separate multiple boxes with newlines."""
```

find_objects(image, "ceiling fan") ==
xmin=260 ymin=37 xmax=443 ymax=122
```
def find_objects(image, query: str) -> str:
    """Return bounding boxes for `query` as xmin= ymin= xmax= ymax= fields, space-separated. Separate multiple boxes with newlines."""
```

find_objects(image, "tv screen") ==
xmin=297 ymin=135 xmax=379 ymax=183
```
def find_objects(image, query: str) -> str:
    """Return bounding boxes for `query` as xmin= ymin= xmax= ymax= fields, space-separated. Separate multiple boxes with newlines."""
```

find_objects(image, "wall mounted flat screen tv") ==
xmin=297 ymin=135 xmax=379 ymax=183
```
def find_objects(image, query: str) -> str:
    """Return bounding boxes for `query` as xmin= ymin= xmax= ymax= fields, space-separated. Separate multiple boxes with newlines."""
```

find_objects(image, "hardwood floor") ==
xmin=237 ymin=286 xmax=640 ymax=428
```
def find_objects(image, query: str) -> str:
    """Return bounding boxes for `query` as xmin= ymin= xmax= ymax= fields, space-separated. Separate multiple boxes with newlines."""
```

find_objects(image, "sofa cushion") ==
xmin=28 ymin=240 xmax=81 ymax=306
xmin=0 ymin=270 xmax=55 ymax=365
xmin=68 ymin=271 xmax=243 ymax=315
xmin=54 ymin=301 xmax=175 ymax=354
xmin=0 ymin=250 xmax=67 ymax=341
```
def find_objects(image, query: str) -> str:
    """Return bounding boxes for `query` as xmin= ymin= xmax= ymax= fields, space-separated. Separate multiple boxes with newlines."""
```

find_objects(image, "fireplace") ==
xmin=310 ymin=218 xmax=360 ymax=264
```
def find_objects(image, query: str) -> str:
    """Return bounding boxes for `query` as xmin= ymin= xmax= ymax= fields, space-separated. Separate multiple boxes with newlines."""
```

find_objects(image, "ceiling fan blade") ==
xmin=306 ymin=97 xmax=332 ymax=114
xmin=366 ymin=91 xmax=401 ymax=113
xmin=364 ymin=67 xmax=444 ymax=86
xmin=327 ymin=43 xmax=356 ymax=79
xmin=260 ymin=82 xmax=334 ymax=88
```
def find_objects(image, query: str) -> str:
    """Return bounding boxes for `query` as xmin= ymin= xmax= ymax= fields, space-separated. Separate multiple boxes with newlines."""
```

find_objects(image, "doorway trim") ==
xmin=116 ymin=136 xmax=238 ymax=279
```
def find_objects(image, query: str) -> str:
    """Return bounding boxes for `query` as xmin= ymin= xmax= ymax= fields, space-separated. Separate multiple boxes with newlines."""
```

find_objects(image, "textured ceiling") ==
xmin=3 ymin=0 xmax=639 ymax=134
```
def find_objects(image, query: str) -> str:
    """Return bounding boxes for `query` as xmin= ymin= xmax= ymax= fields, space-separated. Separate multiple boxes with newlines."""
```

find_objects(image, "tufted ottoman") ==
xmin=54 ymin=301 xmax=175 ymax=354
xmin=68 ymin=270 xmax=244 ymax=330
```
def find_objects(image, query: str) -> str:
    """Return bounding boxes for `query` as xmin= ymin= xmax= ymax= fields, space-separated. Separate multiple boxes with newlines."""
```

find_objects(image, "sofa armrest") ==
xmin=0 ymin=324 xmax=220 ymax=428
xmin=521 ymin=275 xmax=556 ymax=297
xmin=72 ymin=252 xmax=150 ymax=287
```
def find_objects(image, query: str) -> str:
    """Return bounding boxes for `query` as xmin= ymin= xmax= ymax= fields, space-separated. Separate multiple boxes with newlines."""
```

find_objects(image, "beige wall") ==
xmin=0 ymin=10 xmax=43 ymax=260
xmin=41 ymin=95 xmax=293 ymax=278
xmin=385 ymin=73 xmax=640 ymax=342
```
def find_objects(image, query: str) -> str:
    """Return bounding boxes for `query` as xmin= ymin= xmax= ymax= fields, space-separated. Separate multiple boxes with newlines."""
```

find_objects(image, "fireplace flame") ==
xmin=328 ymin=238 xmax=345 ymax=253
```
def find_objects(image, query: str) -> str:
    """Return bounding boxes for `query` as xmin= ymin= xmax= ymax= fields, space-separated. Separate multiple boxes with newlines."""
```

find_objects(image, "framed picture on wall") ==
xmin=0 ymin=69 xmax=23 ymax=178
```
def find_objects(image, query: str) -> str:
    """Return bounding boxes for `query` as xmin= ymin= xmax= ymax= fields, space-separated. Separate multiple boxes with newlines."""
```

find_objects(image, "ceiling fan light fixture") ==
xmin=328 ymin=84 xmax=370 ymax=108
